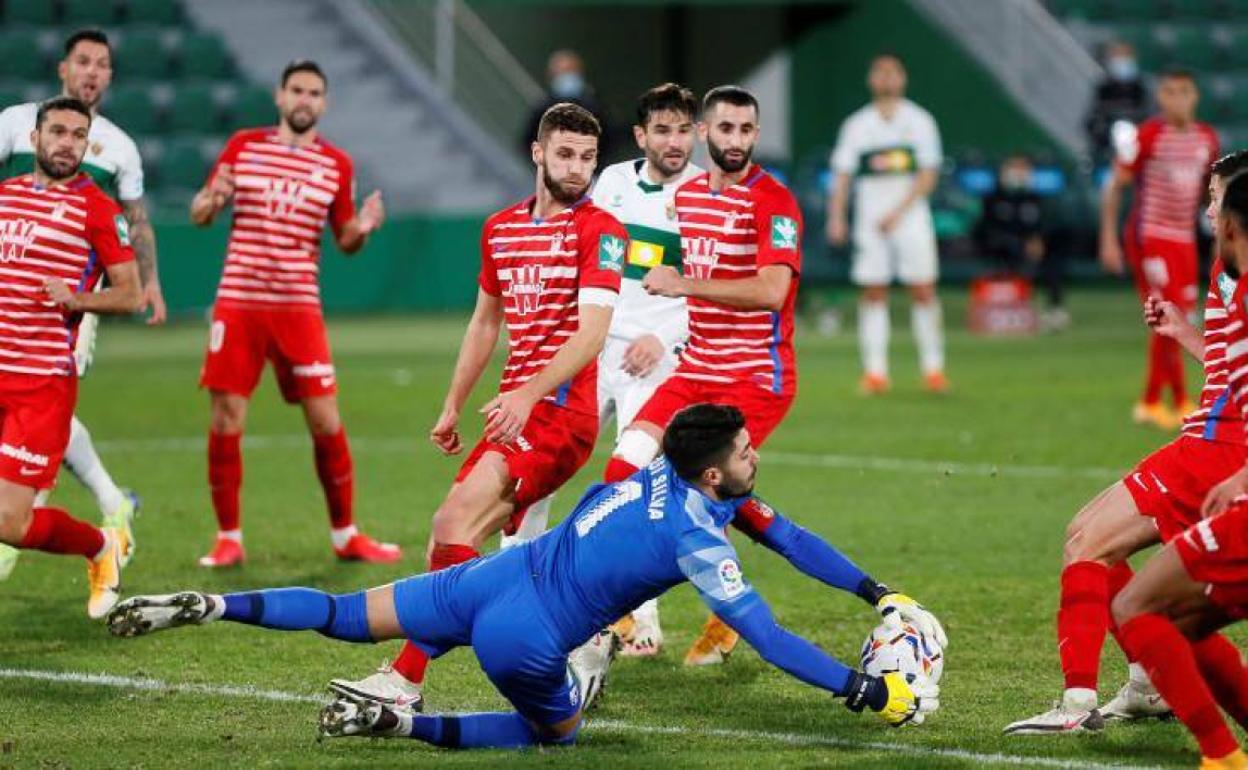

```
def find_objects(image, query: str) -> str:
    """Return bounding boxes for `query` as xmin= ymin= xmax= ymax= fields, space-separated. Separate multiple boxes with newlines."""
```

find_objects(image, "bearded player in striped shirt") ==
xmin=189 ymin=60 xmax=396 ymax=567
xmin=0 ymin=96 xmax=141 ymax=617
xmin=1005 ymin=151 xmax=1248 ymax=736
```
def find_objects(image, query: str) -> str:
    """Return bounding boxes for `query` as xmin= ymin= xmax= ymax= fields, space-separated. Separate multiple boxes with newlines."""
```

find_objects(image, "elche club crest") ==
xmin=0 ymin=218 xmax=37 ymax=263
xmin=509 ymin=263 xmax=546 ymax=315
xmin=263 ymin=177 xmax=307 ymax=219
xmin=685 ymin=235 xmax=719 ymax=279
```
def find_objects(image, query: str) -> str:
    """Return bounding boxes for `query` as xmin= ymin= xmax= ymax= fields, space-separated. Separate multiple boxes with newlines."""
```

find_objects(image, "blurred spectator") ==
xmin=522 ymin=50 xmax=615 ymax=160
xmin=974 ymin=154 xmax=1068 ymax=330
xmin=1085 ymin=41 xmax=1149 ymax=163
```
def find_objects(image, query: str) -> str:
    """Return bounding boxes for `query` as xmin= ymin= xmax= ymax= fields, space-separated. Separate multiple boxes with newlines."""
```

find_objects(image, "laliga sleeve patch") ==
xmin=114 ymin=214 xmax=131 ymax=247
xmin=770 ymin=215 xmax=798 ymax=250
xmin=717 ymin=558 xmax=745 ymax=598
xmin=598 ymin=233 xmax=626 ymax=272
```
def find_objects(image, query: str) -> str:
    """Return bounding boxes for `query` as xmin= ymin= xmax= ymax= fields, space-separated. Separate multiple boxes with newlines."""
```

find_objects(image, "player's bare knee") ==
xmin=209 ymin=393 xmax=247 ymax=434
xmin=861 ymin=285 xmax=888 ymax=303
xmin=1110 ymin=581 xmax=1153 ymax=626
xmin=302 ymin=396 xmax=341 ymax=436
xmin=0 ymin=504 xmax=33 ymax=545
xmin=909 ymin=283 xmax=936 ymax=303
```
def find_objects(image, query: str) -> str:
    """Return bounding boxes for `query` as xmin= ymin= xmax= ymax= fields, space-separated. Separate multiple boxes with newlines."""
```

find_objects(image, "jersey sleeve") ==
xmin=1117 ymin=120 xmax=1154 ymax=175
xmin=674 ymin=522 xmax=763 ymax=623
xmin=589 ymin=165 xmax=618 ymax=208
xmin=209 ymin=132 xmax=246 ymax=185
xmin=914 ymin=110 xmax=943 ymax=170
xmin=477 ymin=218 xmax=501 ymax=296
xmin=732 ymin=497 xmax=873 ymax=597
xmin=114 ymin=134 xmax=145 ymax=201
xmin=753 ymin=185 xmax=803 ymax=275
xmin=328 ymin=150 xmax=358 ymax=235
xmin=830 ymin=115 xmax=857 ymax=175
xmin=86 ymin=194 xmax=136 ymax=268
xmin=576 ymin=209 xmax=626 ymax=292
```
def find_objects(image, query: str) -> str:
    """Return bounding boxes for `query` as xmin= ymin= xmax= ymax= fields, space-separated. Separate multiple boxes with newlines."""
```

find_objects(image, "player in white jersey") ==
xmin=498 ymin=84 xmax=701 ymax=657
xmin=0 ymin=29 xmax=164 ymax=579
xmin=827 ymin=54 xmax=946 ymax=395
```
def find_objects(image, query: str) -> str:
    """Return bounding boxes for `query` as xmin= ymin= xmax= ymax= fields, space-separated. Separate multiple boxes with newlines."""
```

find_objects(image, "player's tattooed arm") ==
xmin=122 ymin=197 xmax=167 ymax=324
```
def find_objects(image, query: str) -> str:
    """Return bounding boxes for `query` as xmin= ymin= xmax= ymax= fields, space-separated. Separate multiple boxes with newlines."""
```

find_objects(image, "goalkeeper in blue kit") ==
xmin=108 ymin=404 xmax=944 ymax=748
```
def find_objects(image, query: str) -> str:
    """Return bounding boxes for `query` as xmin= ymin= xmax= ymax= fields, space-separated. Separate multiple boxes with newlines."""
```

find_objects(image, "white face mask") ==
xmin=551 ymin=72 xmax=585 ymax=99
xmin=1107 ymin=56 xmax=1138 ymax=82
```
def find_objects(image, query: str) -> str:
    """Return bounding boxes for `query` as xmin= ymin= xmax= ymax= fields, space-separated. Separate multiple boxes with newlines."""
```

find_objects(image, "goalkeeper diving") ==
xmin=107 ymin=403 xmax=944 ymax=749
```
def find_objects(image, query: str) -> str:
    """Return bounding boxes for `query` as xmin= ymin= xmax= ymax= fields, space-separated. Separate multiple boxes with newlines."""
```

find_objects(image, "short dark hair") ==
xmin=662 ymin=404 xmax=746 ymax=483
xmin=281 ymin=59 xmax=327 ymax=90
xmin=871 ymin=51 xmax=905 ymax=68
xmin=537 ymin=102 xmax=601 ymax=144
xmin=636 ymin=82 xmax=698 ymax=127
xmin=36 ymin=96 xmax=92 ymax=129
xmin=1160 ymin=68 xmax=1196 ymax=84
xmin=64 ymin=28 xmax=110 ymax=58
xmin=702 ymin=85 xmax=758 ymax=119
xmin=1222 ymin=172 xmax=1248 ymax=230
xmin=1213 ymin=150 xmax=1248 ymax=181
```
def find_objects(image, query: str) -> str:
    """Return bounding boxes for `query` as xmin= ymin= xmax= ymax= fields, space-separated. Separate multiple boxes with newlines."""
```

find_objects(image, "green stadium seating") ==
xmin=105 ymin=84 xmax=160 ymax=135
xmin=0 ymin=33 xmax=46 ymax=81
xmin=1167 ymin=0 xmax=1220 ymax=19
xmin=167 ymin=82 xmax=219 ymax=134
xmin=64 ymin=0 xmax=119 ymax=26
xmin=159 ymin=138 xmax=209 ymax=188
xmin=1224 ymin=27 xmax=1248 ymax=69
xmin=1048 ymin=0 xmax=1121 ymax=22
xmin=124 ymin=0 xmax=180 ymax=25
xmin=1165 ymin=26 xmax=1218 ymax=70
xmin=5 ymin=1 xmax=57 ymax=25
xmin=117 ymin=29 xmax=171 ymax=80
xmin=0 ymin=85 xmax=24 ymax=109
xmin=1114 ymin=25 xmax=1165 ymax=72
xmin=178 ymin=32 xmax=232 ymax=80
xmin=1222 ymin=79 xmax=1248 ymax=122
xmin=227 ymin=85 xmax=274 ymax=130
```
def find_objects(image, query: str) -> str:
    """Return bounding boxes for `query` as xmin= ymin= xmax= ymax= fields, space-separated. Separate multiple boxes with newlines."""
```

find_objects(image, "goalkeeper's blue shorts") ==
xmin=392 ymin=545 xmax=582 ymax=726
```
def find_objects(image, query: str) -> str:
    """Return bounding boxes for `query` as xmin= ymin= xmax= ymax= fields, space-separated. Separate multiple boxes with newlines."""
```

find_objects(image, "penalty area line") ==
xmin=0 ymin=667 xmax=1166 ymax=770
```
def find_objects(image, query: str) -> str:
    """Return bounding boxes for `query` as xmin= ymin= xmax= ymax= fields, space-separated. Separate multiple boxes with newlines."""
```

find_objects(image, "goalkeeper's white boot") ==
xmin=329 ymin=661 xmax=424 ymax=713
xmin=620 ymin=600 xmax=662 ymax=657
xmin=318 ymin=691 xmax=408 ymax=739
xmin=1101 ymin=679 xmax=1172 ymax=721
xmin=568 ymin=629 xmax=617 ymax=710
xmin=0 ymin=543 xmax=19 ymax=581
xmin=1003 ymin=691 xmax=1106 ymax=735
xmin=107 ymin=591 xmax=218 ymax=637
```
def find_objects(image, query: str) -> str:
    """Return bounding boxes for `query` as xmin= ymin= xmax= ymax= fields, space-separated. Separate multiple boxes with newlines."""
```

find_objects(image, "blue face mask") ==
xmin=551 ymin=72 xmax=586 ymax=99
xmin=1107 ymin=57 xmax=1138 ymax=82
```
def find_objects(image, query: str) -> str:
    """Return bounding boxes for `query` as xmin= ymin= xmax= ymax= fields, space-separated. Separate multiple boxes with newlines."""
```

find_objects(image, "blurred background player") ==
xmin=1085 ymin=41 xmax=1150 ymax=166
xmin=328 ymin=102 xmax=626 ymax=711
xmin=1111 ymin=170 xmax=1248 ymax=770
xmin=0 ymin=96 xmax=141 ymax=617
xmin=190 ymin=60 xmax=394 ymax=567
xmin=109 ymin=404 xmax=945 ymax=747
xmin=827 ymin=53 xmax=946 ymax=395
xmin=0 ymin=28 xmax=162 ymax=579
xmin=522 ymin=50 xmax=616 ymax=161
xmin=1004 ymin=151 xmax=1248 ymax=737
xmin=1099 ymin=69 xmax=1218 ymax=430
xmin=605 ymin=85 xmax=803 ymax=666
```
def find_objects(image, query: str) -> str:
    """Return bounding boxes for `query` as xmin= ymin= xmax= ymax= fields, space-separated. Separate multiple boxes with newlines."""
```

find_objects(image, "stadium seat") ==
xmin=64 ymin=0 xmax=119 ymax=26
xmin=226 ymin=85 xmax=275 ymax=130
xmin=1223 ymin=27 xmax=1248 ymax=68
xmin=1115 ymin=25 xmax=1165 ymax=73
xmin=105 ymin=85 xmax=160 ymax=136
xmin=0 ymin=33 xmax=46 ymax=81
xmin=160 ymin=139 xmax=210 ymax=189
xmin=4 ymin=1 xmax=57 ymax=25
xmin=123 ymin=0 xmax=181 ymax=25
xmin=177 ymin=33 xmax=232 ymax=80
xmin=1155 ymin=25 xmax=1218 ymax=71
xmin=1047 ymin=0 xmax=1120 ymax=21
xmin=1166 ymin=0 xmax=1220 ymax=18
xmin=1222 ymin=79 xmax=1248 ymax=122
xmin=117 ymin=29 xmax=172 ymax=80
xmin=167 ymin=83 xmax=221 ymax=134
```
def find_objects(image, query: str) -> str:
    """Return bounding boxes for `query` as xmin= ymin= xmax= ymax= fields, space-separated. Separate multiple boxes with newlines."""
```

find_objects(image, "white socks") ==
xmin=633 ymin=598 xmax=660 ymax=625
xmin=63 ymin=416 xmax=127 ymax=517
xmin=1062 ymin=687 xmax=1097 ymax=711
xmin=330 ymin=525 xmax=358 ymax=550
xmin=858 ymin=300 xmax=890 ymax=377
xmin=217 ymin=529 xmax=243 ymax=543
xmin=500 ymin=495 xmax=552 ymax=549
xmin=911 ymin=300 xmax=945 ymax=375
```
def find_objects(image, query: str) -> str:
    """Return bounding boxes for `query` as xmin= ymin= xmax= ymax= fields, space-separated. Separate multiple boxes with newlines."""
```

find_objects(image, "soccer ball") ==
xmin=860 ymin=621 xmax=944 ymax=685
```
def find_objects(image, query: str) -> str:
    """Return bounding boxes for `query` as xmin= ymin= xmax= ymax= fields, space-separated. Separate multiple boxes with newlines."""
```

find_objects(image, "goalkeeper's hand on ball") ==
xmin=877 ymin=592 xmax=947 ymax=648
xmin=877 ymin=672 xmax=940 ymax=726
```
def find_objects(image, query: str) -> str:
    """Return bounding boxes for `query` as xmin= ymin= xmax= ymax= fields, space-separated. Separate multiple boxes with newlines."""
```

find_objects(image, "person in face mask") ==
xmin=522 ymin=50 xmax=615 ymax=161
xmin=1086 ymin=41 xmax=1149 ymax=163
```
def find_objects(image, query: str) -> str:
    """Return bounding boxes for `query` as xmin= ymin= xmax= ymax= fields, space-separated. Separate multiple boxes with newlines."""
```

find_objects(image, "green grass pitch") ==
xmin=0 ymin=289 xmax=1238 ymax=768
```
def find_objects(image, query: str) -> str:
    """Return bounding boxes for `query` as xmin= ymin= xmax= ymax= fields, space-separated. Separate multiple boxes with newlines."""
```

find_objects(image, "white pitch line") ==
xmin=0 ymin=667 xmax=1167 ymax=770
xmin=89 ymin=434 xmax=1123 ymax=481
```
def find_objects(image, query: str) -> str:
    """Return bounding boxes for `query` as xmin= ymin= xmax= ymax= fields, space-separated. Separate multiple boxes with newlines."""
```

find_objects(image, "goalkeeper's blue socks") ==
xmin=405 ymin=711 xmax=579 ymax=748
xmin=217 ymin=588 xmax=372 ymax=642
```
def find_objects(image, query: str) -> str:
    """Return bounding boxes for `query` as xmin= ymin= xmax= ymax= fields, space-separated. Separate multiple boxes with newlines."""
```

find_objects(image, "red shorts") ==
xmin=632 ymin=374 xmax=794 ymax=447
xmin=1123 ymin=231 xmax=1199 ymax=312
xmin=200 ymin=305 xmax=337 ymax=403
xmin=0 ymin=373 xmax=76 ymax=489
xmin=455 ymin=401 xmax=598 ymax=535
xmin=1124 ymin=435 xmax=1248 ymax=543
xmin=1175 ymin=504 xmax=1248 ymax=620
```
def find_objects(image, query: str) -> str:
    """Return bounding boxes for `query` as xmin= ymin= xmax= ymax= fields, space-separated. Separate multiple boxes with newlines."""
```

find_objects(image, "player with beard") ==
xmin=0 ymin=96 xmax=142 ymax=617
xmin=326 ymin=102 xmax=627 ymax=712
xmin=190 ymin=60 xmax=396 ymax=567
xmin=598 ymin=85 xmax=814 ymax=666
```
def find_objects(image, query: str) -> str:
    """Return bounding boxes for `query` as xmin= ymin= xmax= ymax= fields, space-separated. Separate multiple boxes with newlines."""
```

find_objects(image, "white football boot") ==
xmin=318 ymin=690 xmax=409 ymax=739
xmin=1003 ymin=696 xmax=1106 ymax=735
xmin=107 ymin=591 xmax=218 ymax=636
xmin=329 ymin=661 xmax=424 ymax=713
xmin=568 ymin=629 xmax=617 ymax=710
xmin=619 ymin=599 xmax=663 ymax=657
xmin=1101 ymin=680 xmax=1173 ymax=721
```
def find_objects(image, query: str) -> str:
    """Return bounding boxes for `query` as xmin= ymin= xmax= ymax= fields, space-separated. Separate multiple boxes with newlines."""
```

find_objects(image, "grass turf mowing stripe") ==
xmin=0 ymin=667 xmax=1167 ymax=769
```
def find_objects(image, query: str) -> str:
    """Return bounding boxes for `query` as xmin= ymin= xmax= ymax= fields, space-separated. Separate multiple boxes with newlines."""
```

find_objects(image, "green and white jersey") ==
xmin=591 ymin=158 xmax=700 ymax=347
xmin=830 ymin=99 xmax=940 ymax=223
xmin=0 ymin=101 xmax=144 ymax=201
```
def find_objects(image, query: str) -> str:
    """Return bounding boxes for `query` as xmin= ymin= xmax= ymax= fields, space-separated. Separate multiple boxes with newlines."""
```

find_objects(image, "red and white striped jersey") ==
xmin=1119 ymin=117 xmax=1219 ymax=244
xmin=1217 ymin=266 xmax=1248 ymax=423
xmin=1183 ymin=260 xmax=1248 ymax=444
xmin=479 ymin=196 xmax=626 ymax=418
xmin=209 ymin=128 xmax=356 ymax=310
xmin=0 ymin=173 xmax=133 ymax=377
xmin=672 ymin=165 xmax=802 ymax=397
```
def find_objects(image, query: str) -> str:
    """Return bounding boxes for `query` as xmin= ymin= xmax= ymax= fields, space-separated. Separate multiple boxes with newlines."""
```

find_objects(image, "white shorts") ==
xmin=851 ymin=208 xmax=938 ymax=287
xmin=598 ymin=335 xmax=679 ymax=439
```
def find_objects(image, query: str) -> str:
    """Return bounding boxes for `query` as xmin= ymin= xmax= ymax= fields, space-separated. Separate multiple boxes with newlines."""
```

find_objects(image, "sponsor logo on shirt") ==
xmin=685 ymin=236 xmax=719 ymax=279
xmin=263 ymin=177 xmax=307 ymax=219
xmin=627 ymin=240 xmax=664 ymax=268
xmin=510 ymin=263 xmax=546 ymax=315
xmin=598 ymin=234 xmax=625 ymax=272
xmin=717 ymin=558 xmax=745 ymax=598
xmin=771 ymin=215 xmax=798 ymax=250
xmin=0 ymin=218 xmax=37 ymax=263
xmin=114 ymin=214 xmax=131 ymax=247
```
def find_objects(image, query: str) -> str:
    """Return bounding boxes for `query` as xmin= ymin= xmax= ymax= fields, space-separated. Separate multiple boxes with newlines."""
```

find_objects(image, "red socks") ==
xmin=19 ymin=506 xmax=105 ymax=558
xmin=208 ymin=432 xmax=242 ymax=532
xmin=1144 ymin=333 xmax=1187 ymax=405
xmin=604 ymin=457 xmax=639 ymax=483
xmin=1057 ymin=561 xmax=1110 ymax=691
xmin=1105 ymin=561 xmax=1135 ymax=657
xmin=1193 ymin=633 xmax=1248 ymax=731
xmin=391 ymin=543 xmax=482 ymax=685
xmin=313 ymin=428 xmax=354 ymax=529
xmin=1121 ymin=613 xmax=1238 ymax=759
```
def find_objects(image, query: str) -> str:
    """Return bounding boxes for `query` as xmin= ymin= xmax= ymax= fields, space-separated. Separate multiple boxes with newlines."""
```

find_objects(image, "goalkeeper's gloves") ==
xmin=876 ymin=590 xmax=947 ymax=648
xmin=845 ymin=671 xmax=940 ymax=726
